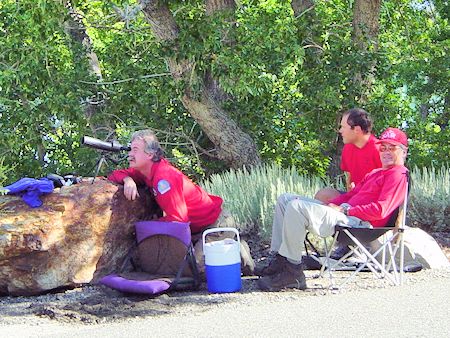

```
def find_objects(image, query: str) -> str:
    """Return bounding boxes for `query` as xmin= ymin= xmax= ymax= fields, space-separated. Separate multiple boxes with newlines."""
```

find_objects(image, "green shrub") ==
xmin=201 ymin=163 xmax=326 ymax=238
xmin=0 ymin=157 xmax=14 ymax=191
xmin=409 ymin=166 xmax=450 ymax=232
xmin=202 ymin=162 xmax=450 ymax=246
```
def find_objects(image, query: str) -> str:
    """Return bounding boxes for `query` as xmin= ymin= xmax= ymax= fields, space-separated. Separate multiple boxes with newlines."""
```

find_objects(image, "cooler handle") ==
xmin=202 ymin=227 xmax=240 ymax=247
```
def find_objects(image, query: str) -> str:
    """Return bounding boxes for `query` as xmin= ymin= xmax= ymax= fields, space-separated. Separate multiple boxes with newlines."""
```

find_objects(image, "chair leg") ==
xmin=341 ymin=229 xmax=399 ymax=286
xmin=321 ymin=234 xmax=337 ymax=288
xmin=321 ymin=232 xmax=356 ymax=290
xmin=319 ymin=228 xmax=406 ymax=289
xmin=399 ymin=231 xmax=405 ymax=285
xmin=381 ymin=232 xmax=405 ymax=285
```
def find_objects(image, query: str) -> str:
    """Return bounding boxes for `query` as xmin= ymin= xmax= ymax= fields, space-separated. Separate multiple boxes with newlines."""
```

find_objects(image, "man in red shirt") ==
xmin=315 ymin=108 xmax=382 ymax=203
xmin=257 ymin=127 xmax=409 ymax=291
xmin=108 ymin=129 xmax=254 ymax=274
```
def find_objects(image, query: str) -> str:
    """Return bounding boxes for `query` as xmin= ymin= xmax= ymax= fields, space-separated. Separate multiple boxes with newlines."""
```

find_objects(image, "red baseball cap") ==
xmin=377 ymin=127 xmax=408 ymax=147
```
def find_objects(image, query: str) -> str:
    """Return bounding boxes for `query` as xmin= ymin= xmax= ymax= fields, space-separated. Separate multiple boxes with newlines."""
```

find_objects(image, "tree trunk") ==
xmin=352 ymin=0 xmax=382 ymax=103
xmin=291 ymin=0 xmax=315 ymax=17
xmin=352 ymin=0 xmax=381 ymax=51
xmin=206 ymin=0 xmax=235 ymax=15
xmin=63 ymin=0 xmax=105 ymax=131
xmin=139 ymin=0 xmax=261 ymax=168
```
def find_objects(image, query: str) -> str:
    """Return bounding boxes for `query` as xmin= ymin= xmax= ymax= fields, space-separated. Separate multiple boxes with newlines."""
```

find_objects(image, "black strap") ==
xmin=304 ymin=232 xmax=321 ymax=256
xmin=169 ymin=243 xmax=200 ymax=290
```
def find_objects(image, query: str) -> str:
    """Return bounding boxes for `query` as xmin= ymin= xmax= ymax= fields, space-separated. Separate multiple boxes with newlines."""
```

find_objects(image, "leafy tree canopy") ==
xmin=0 ymin=0 xmax=448 ymax=186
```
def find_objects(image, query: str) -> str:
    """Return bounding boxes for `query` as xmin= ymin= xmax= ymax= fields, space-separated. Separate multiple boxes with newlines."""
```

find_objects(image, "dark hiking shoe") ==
xmin=257 ymin=262 xmax=307 ymax=291
xmin=254 ymin=254 xmax=287 ymax=277
xmin=330 ymin=244 xmax=350 ymax=260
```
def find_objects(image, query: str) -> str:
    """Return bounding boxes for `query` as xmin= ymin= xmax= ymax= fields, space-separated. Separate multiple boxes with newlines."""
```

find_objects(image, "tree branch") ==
xmin=79 ymin=73 xmax=171 ymax=85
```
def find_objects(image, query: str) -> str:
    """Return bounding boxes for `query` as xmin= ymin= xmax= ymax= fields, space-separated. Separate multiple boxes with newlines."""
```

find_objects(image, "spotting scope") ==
xmin=81 ymin=136 xmax=131 ymax=152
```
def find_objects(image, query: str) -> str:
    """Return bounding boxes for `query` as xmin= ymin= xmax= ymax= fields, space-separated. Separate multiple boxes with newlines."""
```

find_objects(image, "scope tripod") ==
xmin=90 ymin=152 xmax=120 ymax=184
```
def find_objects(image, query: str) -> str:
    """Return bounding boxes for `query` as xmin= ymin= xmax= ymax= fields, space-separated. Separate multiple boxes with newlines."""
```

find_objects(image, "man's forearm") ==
xmin=345 ymin=172 xmax=352 ymax=191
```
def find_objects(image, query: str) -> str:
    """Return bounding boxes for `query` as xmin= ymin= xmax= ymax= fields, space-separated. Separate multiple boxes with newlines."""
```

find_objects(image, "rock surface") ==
xmin=371 ymin=226 xmax=450 ymax=269
xmin=0 ymin=179 xmax=155 ymax=296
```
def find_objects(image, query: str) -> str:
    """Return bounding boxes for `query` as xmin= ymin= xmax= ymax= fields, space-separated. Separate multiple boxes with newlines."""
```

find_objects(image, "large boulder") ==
xmin=0 ymin=179 xmax=156 ymax=296
xmin=400 ymin=226 xmax=450 ymax=269
xmin=372 ymin=226 xmax=450 ymax=269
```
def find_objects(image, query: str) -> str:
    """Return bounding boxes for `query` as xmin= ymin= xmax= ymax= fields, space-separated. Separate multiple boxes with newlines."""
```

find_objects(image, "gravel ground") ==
xmin=1 ymin=232 xmax=449 ymax=337
xmin=1 ymin=267 xmax=449 ymax=337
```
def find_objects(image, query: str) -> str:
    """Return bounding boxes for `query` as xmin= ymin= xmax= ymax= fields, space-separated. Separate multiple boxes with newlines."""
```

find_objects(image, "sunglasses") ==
xmin=379 ymin=144 xmax=401 ymax=152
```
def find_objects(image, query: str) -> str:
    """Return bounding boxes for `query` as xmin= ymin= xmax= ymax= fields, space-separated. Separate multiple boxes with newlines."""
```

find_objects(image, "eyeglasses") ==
xmin=379 ymin=144 xmax=401 ymax=152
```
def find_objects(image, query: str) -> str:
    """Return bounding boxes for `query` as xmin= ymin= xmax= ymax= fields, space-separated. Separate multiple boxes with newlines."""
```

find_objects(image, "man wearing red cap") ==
xmin=257 ymin=127 xmax=409 ymax=292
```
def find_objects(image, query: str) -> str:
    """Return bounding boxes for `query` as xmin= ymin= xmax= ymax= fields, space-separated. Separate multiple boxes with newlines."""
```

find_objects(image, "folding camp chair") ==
xmin=319 ymin=172 xmax=409 ymax=289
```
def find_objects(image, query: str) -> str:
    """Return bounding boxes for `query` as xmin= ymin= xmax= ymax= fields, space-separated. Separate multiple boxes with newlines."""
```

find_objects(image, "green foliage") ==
xmin=0 ymin=0 xmax=94 ymax=181
xmin=409 ymin=166 xmax=450 ymax=232
xmin=372 ymin=0 xmax=450 ymax=167
xmin=0 ymin=157 xmax=14 ymax=188
xmin=0 ymin=0 xmax=448 ymax=184
xmin=201 ymin=163 xmax=325 ymax=238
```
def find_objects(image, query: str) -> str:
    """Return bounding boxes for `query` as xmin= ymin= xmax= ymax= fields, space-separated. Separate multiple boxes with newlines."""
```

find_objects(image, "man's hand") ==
xmin=123 ymin=176 xmax=140 ymax=201
xmin=327 ymin=203 xmax=344 ymax=213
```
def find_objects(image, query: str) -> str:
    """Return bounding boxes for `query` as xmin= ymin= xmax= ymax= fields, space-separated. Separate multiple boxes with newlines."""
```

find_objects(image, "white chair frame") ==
xmin=319 ymin=179 xmax=409 ymax=289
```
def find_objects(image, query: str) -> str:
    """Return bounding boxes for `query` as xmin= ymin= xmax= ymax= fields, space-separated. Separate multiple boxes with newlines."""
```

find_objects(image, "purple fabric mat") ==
xmin=99 ymin=274 xmax=170 ymax=295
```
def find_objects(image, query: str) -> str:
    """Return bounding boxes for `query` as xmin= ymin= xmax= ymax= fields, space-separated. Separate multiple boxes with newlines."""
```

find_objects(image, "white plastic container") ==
xmin=202 ymin=227 xmax=241 ymax=293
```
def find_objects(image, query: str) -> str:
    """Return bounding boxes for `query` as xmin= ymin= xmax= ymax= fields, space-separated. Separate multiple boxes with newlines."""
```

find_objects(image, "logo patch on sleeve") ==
xmin=156 ymin=179 xmax=171 ymax=195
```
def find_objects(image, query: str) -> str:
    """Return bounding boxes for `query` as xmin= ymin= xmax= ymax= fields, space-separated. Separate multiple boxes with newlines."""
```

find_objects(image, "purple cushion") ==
xmin=99 ymin=274 xmax=170 ymax=295
xmin=135 ymin=221 xmax=191 ymax=246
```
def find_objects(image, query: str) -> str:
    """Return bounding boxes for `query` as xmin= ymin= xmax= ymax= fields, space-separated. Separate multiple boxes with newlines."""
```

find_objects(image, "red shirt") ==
xmin=330 ymin=165 xmax=408 ymax=227
xmin=341 ymin=134 xmax=382 ymax=187
xmin=108 ymin=159 xmax=223 ymax=233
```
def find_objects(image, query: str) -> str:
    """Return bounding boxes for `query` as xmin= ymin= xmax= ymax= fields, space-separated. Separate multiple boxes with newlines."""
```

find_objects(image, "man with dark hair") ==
xmin=108 ymin=129 xmax=255 ymax=274
xmin=257 ymin=128 xmax=409 ymax=292
xmin=315 ymin=108 xmax=382 ymax=203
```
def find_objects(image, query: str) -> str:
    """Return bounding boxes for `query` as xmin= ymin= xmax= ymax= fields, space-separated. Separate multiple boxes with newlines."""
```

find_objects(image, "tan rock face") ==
xmin=0 ymin=179 xmax=156 ymax=296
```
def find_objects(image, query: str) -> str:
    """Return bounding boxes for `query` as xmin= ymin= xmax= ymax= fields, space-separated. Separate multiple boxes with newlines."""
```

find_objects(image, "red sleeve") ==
xmin=154 ymin=174 xmax=189 ymax=223
xmin=107 ymin=168 xmax=146 ymax=185
xmin=330 ymin=177 xmax=364 ymax=205
xmin=330 ymin=188 xmax=353 ymax=205
xmin=348 ymin=169 xmax=407 ymax=222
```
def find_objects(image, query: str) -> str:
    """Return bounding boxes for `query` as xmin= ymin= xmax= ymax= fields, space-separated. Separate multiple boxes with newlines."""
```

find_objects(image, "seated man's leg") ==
xmin=278 ymin=199 xmax=341 ymax=262
xmin=256 ymin=194 xmax=323 ymax=277
xmin=271 ymin=193 xmax=323 ymax=253
xmin=258 ymin=199 xmax=348 ymax=291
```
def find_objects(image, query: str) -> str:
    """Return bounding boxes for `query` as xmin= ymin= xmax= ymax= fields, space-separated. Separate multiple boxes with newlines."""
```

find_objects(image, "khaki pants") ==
xmin=271 ymin=193 xmax=367 ymax=262
xmin=192 ymin=209 xmax=255 ymax=275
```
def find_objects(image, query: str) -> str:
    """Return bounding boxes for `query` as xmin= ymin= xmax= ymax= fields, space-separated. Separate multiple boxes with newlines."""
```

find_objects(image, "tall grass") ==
xmin=201 ymin=163 xmax=326 ymax=238
xmin=409 ymin=166 xmax=450 ymax=232
xmin=202 ymin=163 xmax=450 ymax=240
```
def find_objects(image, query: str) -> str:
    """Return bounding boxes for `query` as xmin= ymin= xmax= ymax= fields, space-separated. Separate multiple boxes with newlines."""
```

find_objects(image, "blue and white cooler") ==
xmin=202 ymin=227 xmax=241 ymax=293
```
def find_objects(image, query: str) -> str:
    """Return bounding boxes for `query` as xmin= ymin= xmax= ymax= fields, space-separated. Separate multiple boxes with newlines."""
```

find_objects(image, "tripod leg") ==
xmin=91 ymin=156 xmax=107 ymax=184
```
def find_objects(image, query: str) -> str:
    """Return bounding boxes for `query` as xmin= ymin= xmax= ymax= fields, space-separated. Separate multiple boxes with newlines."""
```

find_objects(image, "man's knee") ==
xmin=314 ymin=188 xmax=341 ymax=204
xmin=276 ymin=193 xmax=299 ymax=209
